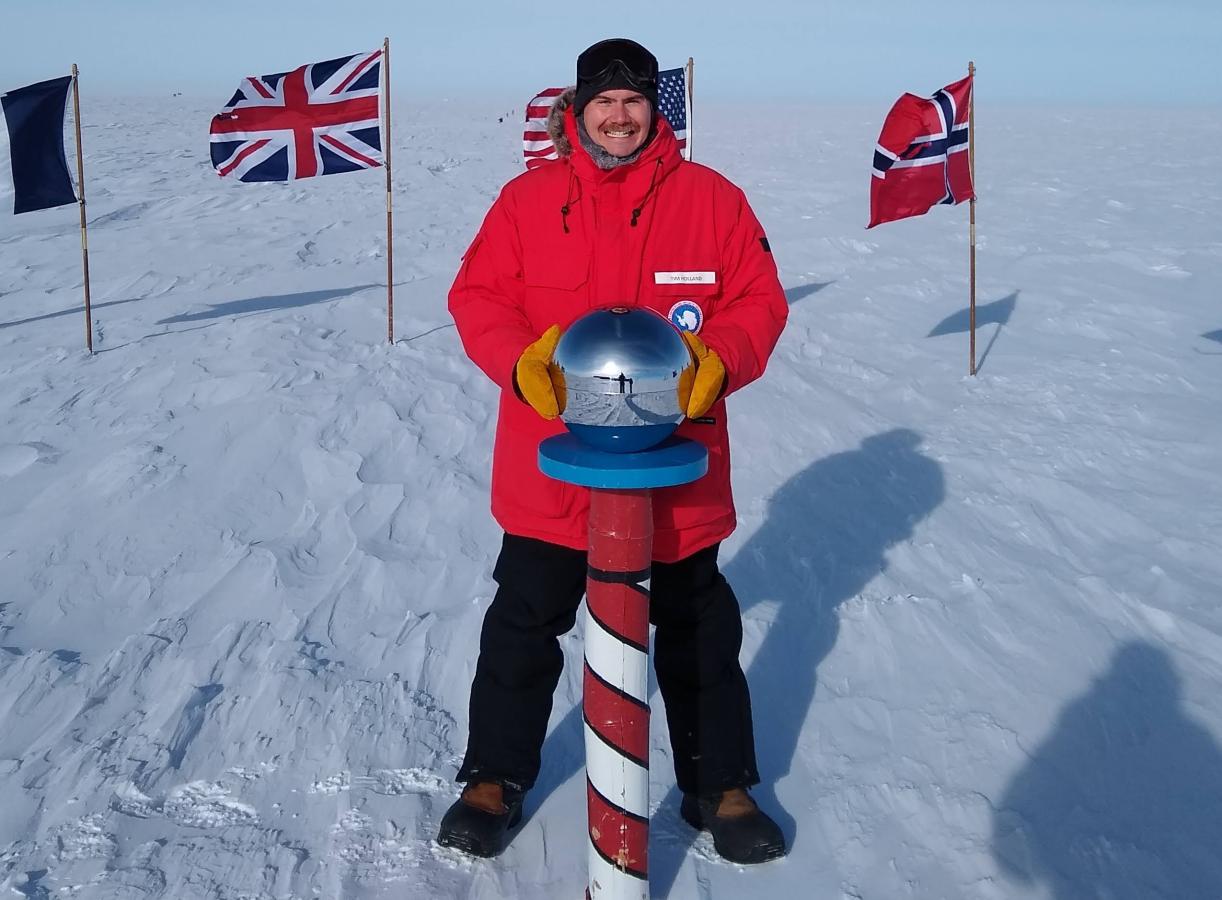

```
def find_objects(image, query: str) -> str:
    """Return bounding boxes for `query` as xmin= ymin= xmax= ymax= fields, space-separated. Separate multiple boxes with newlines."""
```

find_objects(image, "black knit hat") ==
xmin=574 ymin=38 xmax=659 ymax=116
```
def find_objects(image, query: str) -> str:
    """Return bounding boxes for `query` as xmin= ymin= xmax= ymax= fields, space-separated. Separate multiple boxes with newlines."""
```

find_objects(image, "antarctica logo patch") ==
xmin=668 ymin=300 xmax=703 ymax=333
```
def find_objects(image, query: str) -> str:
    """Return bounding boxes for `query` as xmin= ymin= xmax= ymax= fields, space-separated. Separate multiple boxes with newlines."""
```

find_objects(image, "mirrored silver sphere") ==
xmin=555 ymin=307 xmax=694 ymax=452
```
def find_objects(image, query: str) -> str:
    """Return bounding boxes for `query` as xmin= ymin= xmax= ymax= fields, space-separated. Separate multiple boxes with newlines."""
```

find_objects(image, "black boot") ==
xmin=436 ymin=782 xmax=525 ymax=858
xmin=680 ymin=788 xmax=786 ymax=864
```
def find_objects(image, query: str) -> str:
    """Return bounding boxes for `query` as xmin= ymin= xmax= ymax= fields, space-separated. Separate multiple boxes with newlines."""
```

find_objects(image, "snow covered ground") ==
xmin=1 ymin=95 xmax=1220 ymax=899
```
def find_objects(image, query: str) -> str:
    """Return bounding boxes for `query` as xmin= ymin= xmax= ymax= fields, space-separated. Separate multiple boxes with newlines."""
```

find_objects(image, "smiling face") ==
xmin=580 ymin=89 xmax=653 ymax=157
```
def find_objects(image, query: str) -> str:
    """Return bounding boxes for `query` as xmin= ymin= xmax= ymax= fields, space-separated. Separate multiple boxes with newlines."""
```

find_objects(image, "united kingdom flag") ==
xmin=209 ymin=50 xmax=384 ymax=183
xmin=868 ymin=74 xmax=974 ymax=228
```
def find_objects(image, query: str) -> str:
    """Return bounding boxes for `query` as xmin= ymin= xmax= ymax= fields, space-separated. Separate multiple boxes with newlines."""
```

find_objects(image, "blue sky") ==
xmin=1 ymin=1 xmax=1218 ymax=105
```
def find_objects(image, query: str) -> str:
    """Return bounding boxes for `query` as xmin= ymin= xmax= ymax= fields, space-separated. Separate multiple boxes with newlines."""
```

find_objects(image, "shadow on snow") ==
xmin=156 ymin=285 xmax=377 ymax=325
xmin=0 ymin=297 xmax=141 ymax=331
xmin=927 ymin=290 xmax=1018 ymax=373
xmin=784 ymin=281 xmax=835 ymax=305
xmin=992 ymin=641 xmax=1222 ymax=899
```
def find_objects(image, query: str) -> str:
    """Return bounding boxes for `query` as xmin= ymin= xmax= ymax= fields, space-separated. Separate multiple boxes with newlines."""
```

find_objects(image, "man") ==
xmin=442 ymin=38 xmax=788 ymax=865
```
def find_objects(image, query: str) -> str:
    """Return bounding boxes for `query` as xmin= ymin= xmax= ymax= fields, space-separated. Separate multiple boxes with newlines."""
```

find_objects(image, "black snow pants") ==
xmin=456 ymin=533 xmax=761 ymax=796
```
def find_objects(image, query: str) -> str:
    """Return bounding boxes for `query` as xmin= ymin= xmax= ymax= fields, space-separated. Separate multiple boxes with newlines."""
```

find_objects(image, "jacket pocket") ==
xmin=524 ymin=243 xmax=589 ymax=290
xmin=523 ymin=243 xmax=589 ymax=327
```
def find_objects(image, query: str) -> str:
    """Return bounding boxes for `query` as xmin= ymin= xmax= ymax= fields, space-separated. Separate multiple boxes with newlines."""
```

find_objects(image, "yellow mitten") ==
xmin=677 ymin=330 xmax=726 ymax=418
xmin=514 ymin=324 xmax=566 ymax=419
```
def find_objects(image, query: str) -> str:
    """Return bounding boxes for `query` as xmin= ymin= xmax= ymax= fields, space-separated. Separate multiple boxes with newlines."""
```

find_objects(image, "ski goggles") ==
xmin=577 ymin=40 xmax=658 ymax=91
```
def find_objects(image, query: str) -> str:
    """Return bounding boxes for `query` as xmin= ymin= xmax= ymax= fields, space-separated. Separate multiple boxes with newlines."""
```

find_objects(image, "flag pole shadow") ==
xmin=783 ymin=281 xmax=835 ymax=306
xmin=155 ymin=284 xmax=379 ymax=326
xmin=928 ymin=290 xmax=1019 ymax=373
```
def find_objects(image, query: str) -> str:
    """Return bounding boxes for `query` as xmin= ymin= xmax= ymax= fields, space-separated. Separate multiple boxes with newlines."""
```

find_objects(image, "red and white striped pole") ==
xmin=583 ymin=487 xmax=652 ymax=900
xmin=537 ymin=410 xmax=706 ymax=896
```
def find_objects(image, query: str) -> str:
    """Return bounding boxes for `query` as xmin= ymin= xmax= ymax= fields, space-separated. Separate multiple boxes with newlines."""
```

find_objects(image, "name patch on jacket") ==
xmin=654 ymin=271 xmax=716 ymax=285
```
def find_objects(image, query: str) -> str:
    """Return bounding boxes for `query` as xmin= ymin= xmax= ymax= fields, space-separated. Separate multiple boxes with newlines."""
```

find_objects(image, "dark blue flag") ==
xmin=2 ymin=75 xmax=77 ymax=214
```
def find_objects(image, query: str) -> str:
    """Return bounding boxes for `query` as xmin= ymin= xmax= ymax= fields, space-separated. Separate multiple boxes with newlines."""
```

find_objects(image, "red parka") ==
xmin=449 ymin=96 xmax=787 ymax=562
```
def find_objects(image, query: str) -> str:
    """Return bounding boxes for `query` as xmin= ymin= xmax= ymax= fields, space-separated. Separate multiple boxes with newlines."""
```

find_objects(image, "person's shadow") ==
xmin=992 ymin=641 xmax=1222 ymax=899
xmin=531 ymin=428 xmax=945 ymax=895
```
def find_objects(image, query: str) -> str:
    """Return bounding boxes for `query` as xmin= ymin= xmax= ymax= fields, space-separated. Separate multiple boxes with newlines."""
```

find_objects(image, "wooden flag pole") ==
xmin=71 ymin=64 xmax=93 ymax=353
xmin=685 ymin=56 xmax=694 ymax=162
xmin=968 ymin=60 xmax=977 ymax=376
xmin=383 ymin=37 xmax=395 ymax=344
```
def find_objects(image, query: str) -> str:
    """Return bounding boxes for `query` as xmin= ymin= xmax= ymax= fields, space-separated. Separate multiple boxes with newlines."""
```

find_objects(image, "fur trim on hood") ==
xmin=546 ymin=88 xmax=577 ymax=158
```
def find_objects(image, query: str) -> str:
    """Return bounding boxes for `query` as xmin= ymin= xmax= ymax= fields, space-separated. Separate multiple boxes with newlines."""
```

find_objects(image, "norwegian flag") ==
xmin=521 ymin=66 xmax=689 ymax=169
xmin=209 ymin=50 xmax=383 ymax=183
xmin=869 ymin=74 xmax=974 ymax=228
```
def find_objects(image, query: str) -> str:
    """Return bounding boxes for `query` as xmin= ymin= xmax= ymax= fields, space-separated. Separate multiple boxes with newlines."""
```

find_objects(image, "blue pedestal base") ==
xmin=539 ymin=434 xmax=708 ymax=489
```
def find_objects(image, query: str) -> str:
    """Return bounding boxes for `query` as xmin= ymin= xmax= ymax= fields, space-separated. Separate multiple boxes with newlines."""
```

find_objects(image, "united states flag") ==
xmin=657 ymin=67 xmax=688 ymax=157
xmin=522 ymin=87 xmax=565 ymax=170
xmin=520 ymin=66 xmax=690 ymax=169
xmin=209 ymin=50 xmax=383 ymax=183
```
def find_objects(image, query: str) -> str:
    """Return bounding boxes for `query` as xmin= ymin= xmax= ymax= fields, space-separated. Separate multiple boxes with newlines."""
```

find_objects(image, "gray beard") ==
xmin=576 ymin=118 xmax=653 ymax=170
